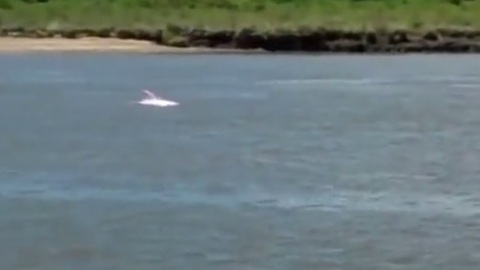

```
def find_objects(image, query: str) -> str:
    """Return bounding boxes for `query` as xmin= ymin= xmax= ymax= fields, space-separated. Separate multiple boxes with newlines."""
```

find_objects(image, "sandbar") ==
xmin=0 ymin=37 xmax=244 ymax=54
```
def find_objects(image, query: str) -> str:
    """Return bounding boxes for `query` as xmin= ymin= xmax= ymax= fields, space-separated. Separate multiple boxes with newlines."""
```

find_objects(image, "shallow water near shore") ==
xmin=1 ymin=53 xmax=480 ymax=269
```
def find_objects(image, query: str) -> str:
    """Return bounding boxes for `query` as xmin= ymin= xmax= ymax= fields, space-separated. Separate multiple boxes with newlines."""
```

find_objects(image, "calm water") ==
xmin=1 ymin=53 xmax=480 ymax=269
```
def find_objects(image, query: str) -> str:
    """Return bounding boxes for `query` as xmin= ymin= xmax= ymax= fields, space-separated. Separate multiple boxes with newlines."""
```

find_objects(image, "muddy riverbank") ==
xmin=1 ymin=27 xmax=480 ymax=53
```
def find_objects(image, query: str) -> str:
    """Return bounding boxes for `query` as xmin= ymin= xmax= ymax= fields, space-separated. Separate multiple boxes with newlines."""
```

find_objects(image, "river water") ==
xmin=1 ymin=53 xmax=480 ymax=269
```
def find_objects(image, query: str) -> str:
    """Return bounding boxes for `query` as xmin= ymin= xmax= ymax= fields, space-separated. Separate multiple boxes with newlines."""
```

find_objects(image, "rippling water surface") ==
xmin=1 ymin=53 xmax=480 ymax=269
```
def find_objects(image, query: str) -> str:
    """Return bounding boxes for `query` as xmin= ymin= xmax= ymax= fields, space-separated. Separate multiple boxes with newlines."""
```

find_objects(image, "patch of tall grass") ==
xmin=0 ymin=0 xmax=479 ymax=31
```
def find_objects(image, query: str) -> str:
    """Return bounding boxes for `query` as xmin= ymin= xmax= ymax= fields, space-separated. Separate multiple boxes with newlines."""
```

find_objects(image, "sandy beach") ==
xmin=0 ymin=37 xmax=239 ymax=53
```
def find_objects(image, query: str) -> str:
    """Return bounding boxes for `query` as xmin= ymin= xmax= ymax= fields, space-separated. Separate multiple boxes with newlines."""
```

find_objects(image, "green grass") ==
xmin=0 ymin=0 xmax=480 ymax=31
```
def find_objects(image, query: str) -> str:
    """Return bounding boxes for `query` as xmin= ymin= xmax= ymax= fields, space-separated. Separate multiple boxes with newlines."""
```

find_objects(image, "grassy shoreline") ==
xmin=1 ymin=0 xmax=480 ymax=53
xmin=2 ymin=0 xmax=480 ymax=31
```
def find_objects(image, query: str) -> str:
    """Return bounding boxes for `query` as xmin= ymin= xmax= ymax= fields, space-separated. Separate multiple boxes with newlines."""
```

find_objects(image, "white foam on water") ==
xmin=137 ymin=89 xmax=179 ymax=107
xmin=138 ymin=99 xmax=179 ymax=107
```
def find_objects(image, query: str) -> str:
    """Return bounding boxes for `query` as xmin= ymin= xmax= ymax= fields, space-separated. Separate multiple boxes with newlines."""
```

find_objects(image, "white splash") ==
xmin=138 ymin=90 xmax=179 ymax=107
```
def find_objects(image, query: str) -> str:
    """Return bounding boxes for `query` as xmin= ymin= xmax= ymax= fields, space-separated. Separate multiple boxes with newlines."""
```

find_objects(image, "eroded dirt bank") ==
xmin=1 ymin=27 xmax=480 ymax=53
